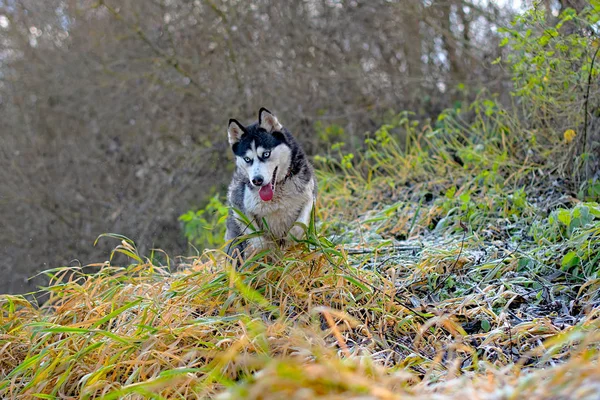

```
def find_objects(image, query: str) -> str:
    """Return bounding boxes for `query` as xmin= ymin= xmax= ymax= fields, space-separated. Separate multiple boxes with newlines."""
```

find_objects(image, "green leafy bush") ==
xmin=498 ymin=4 xmax=600 ymax=181
xmin=530 ymin=202 xmax=600 ymax=279
xmin=179 ymin=194 xmax=228 ymax=251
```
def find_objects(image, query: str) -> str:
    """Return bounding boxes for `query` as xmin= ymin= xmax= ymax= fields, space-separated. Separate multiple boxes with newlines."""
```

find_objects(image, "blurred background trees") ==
xmin=0 ymin=0 xmax=594 ymax=294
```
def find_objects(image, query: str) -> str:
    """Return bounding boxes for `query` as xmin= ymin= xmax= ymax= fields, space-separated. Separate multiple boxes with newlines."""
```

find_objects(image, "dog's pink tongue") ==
xmin=259 ymin=183 xmax=274 ymax=201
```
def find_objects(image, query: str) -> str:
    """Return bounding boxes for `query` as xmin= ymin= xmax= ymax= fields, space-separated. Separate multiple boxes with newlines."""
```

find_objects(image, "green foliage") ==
xmin=500 ymin=6 xmax=599 ymax=97
xmin=498 ymin=5 xmax=600 ymax=142
xmin=179 ymin=194 xmax=228 ymax=250
xmin=544 ymin=203 xmax=600 ymax=240
xmin=579 ymin=179 xmax=600 ymax=202
xmin=530 ymin=202 xmax=600 ymax=279
xmin=314 ymin=121 xmax=345 ymax=145
xmin=435 ymin=184 xmax=533 ymax=234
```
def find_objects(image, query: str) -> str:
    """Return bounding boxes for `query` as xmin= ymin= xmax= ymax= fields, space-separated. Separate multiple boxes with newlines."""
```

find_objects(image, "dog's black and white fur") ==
xmin=225 ymin=108 xmax=316 ymax=258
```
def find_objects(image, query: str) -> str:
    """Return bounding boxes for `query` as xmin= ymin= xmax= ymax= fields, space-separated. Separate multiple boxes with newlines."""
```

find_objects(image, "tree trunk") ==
xmin=403 ymin=2 xmax=423 ymax=98
xmin=438 ymin=0 xmax=464 ymax=84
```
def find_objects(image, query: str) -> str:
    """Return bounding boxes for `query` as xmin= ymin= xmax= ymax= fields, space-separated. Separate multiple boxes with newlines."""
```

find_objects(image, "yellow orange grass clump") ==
xmin=1 ymin=246 xmax=599 ymax=399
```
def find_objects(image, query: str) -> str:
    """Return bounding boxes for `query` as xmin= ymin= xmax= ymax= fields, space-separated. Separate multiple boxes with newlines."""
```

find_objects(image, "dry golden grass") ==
xmin=1 ymin=229 xmax=599 ymax=398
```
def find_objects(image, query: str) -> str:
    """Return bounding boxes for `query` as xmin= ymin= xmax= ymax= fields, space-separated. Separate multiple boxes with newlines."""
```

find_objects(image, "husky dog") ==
xmin=225 ymin=108 xmax=316 ymax=259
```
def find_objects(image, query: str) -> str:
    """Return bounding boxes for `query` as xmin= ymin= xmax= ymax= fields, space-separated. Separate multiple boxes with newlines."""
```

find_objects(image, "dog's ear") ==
xmin=258 ymin=108 xmax=283 ymax=132
xmin=228 ymin=119 xmax=245 ymax=145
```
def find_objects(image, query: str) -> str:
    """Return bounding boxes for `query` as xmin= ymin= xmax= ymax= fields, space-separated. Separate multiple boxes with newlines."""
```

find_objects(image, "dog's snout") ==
xmin=252 ymin=176 xmax=264 ymax=186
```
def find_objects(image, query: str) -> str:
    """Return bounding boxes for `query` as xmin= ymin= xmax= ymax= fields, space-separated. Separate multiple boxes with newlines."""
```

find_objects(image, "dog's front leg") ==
xmin=288 ymin=199 xmax=314 ymax=242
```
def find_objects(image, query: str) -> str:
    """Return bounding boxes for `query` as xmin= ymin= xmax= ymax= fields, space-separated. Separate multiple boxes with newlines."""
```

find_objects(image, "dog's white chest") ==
xmin=243 ymin=179 xmax=313 ymax=239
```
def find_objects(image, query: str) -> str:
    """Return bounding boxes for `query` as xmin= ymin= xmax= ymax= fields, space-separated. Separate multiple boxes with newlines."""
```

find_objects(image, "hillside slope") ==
xmin=2 ymin=102 xmax=600 ymax=398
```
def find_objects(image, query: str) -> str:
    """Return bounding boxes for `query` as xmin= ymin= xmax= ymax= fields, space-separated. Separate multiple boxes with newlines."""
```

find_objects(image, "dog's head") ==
xmin=227 ymin=108 xmax=292 ymax=202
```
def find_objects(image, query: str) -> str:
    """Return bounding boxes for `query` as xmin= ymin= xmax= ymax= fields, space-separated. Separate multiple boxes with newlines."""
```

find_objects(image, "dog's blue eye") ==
xmin=243 ymin=157 xmax=252 ymax=163
xmin=263 ymin=152 xmax=270 ymax=159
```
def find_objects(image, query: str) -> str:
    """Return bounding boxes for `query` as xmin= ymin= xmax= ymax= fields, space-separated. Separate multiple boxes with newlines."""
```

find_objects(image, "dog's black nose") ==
xmin=252 ymin=176 xmax=264 ymax=186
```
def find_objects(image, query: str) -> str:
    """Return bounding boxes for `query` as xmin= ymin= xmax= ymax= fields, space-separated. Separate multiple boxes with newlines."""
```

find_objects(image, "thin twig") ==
xmin=582 ymin=39 xmax=600 ymax=180
xmin=344 ymin=245 xmax=422 ymax=255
